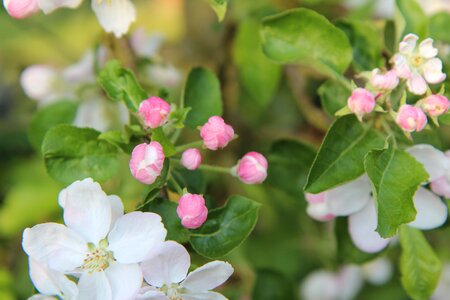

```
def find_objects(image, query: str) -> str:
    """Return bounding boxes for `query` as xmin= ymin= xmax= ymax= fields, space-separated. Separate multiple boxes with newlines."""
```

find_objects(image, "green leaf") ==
xmin=364 ymin=139 xmax=429 ymax=238
xmin=190 ymin=195 xmax=260 ymax=259
xmin=143 ymin=198 xmax=190 ymax=243
xmin=151 ymin=127 xmax=176 ymax=157
xmin=261 ymin=8 xmax=352 ymax=76
xmin=266 ymin=139 xmax=316 ymax=197
xmin=234 ymin=20 xmax=281 ymax=107
xmin=430 ymin=12 xmax=450 ymax=43
xmin=42 ymin=125 xmax=120 ymax=185
xmin=98 ymin=60 xmax=148 ymax=112
xmin=252 ymin=270 xmax=297 ymax=300
xmin=168 ymin=107 xmax=191 ymax=129
xmin=205 ymin=0 xmax=228 ymax=21
xmin=318 ymin=80 xmax=351 ymax=117
xmin=304 ymin=115 xmax=386 ymax=193
xmin=400 ymin=226 xmax=442 ymax=300
xmin=395 ymin=0 xmax=428 ymax=41
xmin=184 ymin=67 xmax=223 ymax=128
xmin=28 ymin=101 xmax=78 ymax=151
xmin=171 ymin=168 xmax=207 ymax=194
xmin=336 ymin=19 xmax=384 ymax=72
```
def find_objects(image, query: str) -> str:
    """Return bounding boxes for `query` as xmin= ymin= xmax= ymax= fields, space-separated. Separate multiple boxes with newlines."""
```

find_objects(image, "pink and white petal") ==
xmin=393 ymin=54 xmax=412 ymax=78
xmin=419 ymin=38 xmax=439 ymax=58
xmin=325 ymin=176 xmax=371 ymax=216
xmin=423 ymin=58 xmax=447 ymax=84
xmin=431 ymin=176 xmax=450 ymax=198
xmin=306 ymin=203 xmax=335 ymax=222
xmin=182 ymin=291 xmax=227 ymax=300
xmin=407 ymin=144 xmax=449 ymax=182
xmin=62 ymin=178 xmax=112 ymax=244
xmin=108 ymin=195 xmax=124 ymax=226
xmin=91 ymin=0 xmax=136 ymax=38
xmin=141 ymin=241 xmax=190 ymax=288
xmin=399 ymin=34 xmax=418 ymax=54
xmin=38 ymin=0 xmax=82 ymax=14
xmin=408 ymin=188 xmax=448 ymax=230
xmin=348 ymin=201 xmax=391 ymax=253
xmin=105 ymin=262 xmax=142 ymax=300
xmin=77 ymin=271 xmax=112 ymax=300
xmin=135 ymin=285 xmax=168 ymax=300
xmin=406 ymin=73 xmax=428 ymax=95
xmin=107 ymin=212 xmax=167 ymax=264
xmin=29 ymin=258 xmax=65 ymax=297
xmin=181 ymin=261 xmax=233 ymax=292
xmin=22 ymin=223 xmax=86 ymax=272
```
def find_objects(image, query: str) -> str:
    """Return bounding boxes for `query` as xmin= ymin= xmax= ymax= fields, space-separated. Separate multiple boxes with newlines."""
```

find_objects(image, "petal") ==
xmin=393 ymin=54 xmax=412 ymax=78
xmin=91 ymin=0 xmax=136 ymax=38
xmin=406 ymin=72 xmax=428 ymax=95
xmin=22 ymin=223 xmax=86 ymax=272
xmin=38 ymin=0 xmax=82 ymax=14
xmin=29 ymin=258 xmax=65 ymax=297
xmin=324 ymin=176 xmax=371 ymax=216
xmin=348 ymin=201 xmax=391 ymax=253
xmin=181 ymin=261 xmax=233 ymax=292
xmin=141 ymin=241 xmax=190 ymax=287
xmin=335 ymin=266 xmax=364 ymax=300
xmin=135 ymin=285 xmax=168 ymax=300
xmin=28 ymin=295 xmax=58 ymax=300
xmin=105 ymin=262 xmax=142 ymax=300
xmin=61 ymin=178 xmax=112 ymax=244
xmin=361 ymin=257 xmax=393 ymax=285
xmin=107 ymin=212 xmax=167 ymax=264
xmin=300 ymin=270 xmax=339 ymax=300
xmin=408 ymin=188 xmax=448 ymax=230
xmin=419 ymin=38 xmax=438 ymax=58
xmin=423 ymin=58 xmax=447 ymax=84
xmin=108 ymin=195 xmax=124 ymax=226
xmin=182 ymin=291 xmax=227 ymax=300
xmin=77 ymin=271 xmax=112 ymax=300
xmin=431 ymin=176 xmax=450 ymax=198
xmin=399 ymin=33 xmax=418 ymax=54
xmin=20 ymin=65 xmax=58 ymax=102
xmin=62 ymin=51 xmax=95 ymax=84
xmin=407 ymin=144 xmax=449 ymax=182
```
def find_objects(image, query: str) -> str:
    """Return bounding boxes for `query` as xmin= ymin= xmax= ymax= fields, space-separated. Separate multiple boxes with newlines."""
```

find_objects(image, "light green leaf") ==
xmin=395 ymin=0 xmax=428 ymax=41
xmin=234 ymin=20 xmax=281 ymax=107
xmin=28 ymin=101 xmax=78 ymax=151
xmin=400 ymin=226 xmax=442 ymax=300
xmin=364 ymin=139 xmax=428 ymax=238
xmin=206 ymin=0 xmax=228 ymax=21
xmin=430 ymin=12 xmax=450 ymax=43
xmin=184 ymin=67 xmax=223 ymax=128
xmin=190 ymin=195 xmax=260 ymax=258
xmin=261 ymin=8 xmax=352 ymax=77
xmin=318 ymin=80 xmax=351 ymax=117
xmin=151 ymin=127 xmax=176 ymax=157
xmin=98 ymin=60 xmax=148 ymax=112
xmin=42 ymin=125 xmax=120 ymax=184
xmin=304 ymin=115 xmax=386 ymax=193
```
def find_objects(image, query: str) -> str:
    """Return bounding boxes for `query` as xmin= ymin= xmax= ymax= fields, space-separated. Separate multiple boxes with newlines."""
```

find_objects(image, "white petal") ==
xmin=136 ymin=285 xmax=168 ymax=300
xmin=91 ymin=0 xmax=136 ymax=38
xmin=105 ymin=262 xmax=142 ymax=300
xmin=28 ymin=295 xmax=58 ymax=300
xmin=77 ymin=271 xmax=112 ymax=300
xmin=399 ymin=34 xmax=418 ymax=54
xmin=141 ymin=241 xmax=190 ymax=287
xmin=324 ymin=176 xmax=371 ymax=216
xmin=62 ymin=178 xmax=112 ymax=244
xmin=407 ymin=144 xmax=449 ymax=182
xmin=62 ymin=51 xmax=95 ymax=84
xmin=107 ymin=212 xmax=167 ymax=264
xmin=20 ymin=65 xmax=58 ymax=102
xmin=335 ymin=265 xmax=364 ymax=300
xmin=419 ymin=38 xmax=438 ymax=58
xmin=182 ymin=291 xmax=228 ymax=300
xmin=29 ymin=258 xmax=64 ymax=297
xmin=423 ymin=58 xmax=447 ymax=84
xmin=130 ymin=29 xmax=164 ymax=58
xmin=181 ymin=261 xmax=233 ymax=292
xmin=300 ymin=270 xmax=338 ymax=300
xmin=361 ymin=257 xmax=393 ymax=285
xmin=22 ymin=223 xmax=86 ymax=272
xmin=348 ymin=200 xmax=391 ymax=253
xmin=108 ymin=195 xmax=124 ymax=226
xmin=393 ymin=54 xmax=412 ymax=79
xmin=38 ymin=0 xmax=82 ymax=14
xmin=408 ymin=188 xmax=448 ymax=230
xmin=406 ymin=72 xmax=428 ymax=95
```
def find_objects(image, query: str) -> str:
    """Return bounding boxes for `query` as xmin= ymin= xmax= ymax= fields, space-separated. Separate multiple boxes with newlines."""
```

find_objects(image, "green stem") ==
xmin=171 ymin=158 xmax=232 ymax=175
xmin=175 ymin=140 xmax=204 ymax=153
xmin=168 ymin=176 xmax=183 ymax=195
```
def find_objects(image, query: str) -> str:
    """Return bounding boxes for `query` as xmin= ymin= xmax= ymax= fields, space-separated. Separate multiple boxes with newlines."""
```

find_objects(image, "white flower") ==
xmin=392 ymin=34 xmax=446 ymax=95
xmin=432 ymin=263 xmax=450 ymax=300
xmin=22 ymin=178 xmax=167 ymax=300
xmin=138 ymin=241 xmax=234 ymax=300
xmin=38 ymin=0 xmax=135 ymax=37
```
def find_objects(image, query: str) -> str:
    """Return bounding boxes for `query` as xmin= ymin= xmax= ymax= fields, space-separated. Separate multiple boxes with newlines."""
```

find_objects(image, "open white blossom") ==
xmin=22 ymin=178 xmax=167 ymax=300
xmin=137 ymin=241 xmax=234 ymax=300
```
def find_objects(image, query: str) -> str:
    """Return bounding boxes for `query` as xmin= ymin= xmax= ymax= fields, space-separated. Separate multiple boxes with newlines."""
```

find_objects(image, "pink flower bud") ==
xmin=421 ymin=95 xmax=450 ymax=117
xmin=347 ymin=88 xmax=376 ymax=119
xmin=200 ymin=116 xmax=234 ymax=150
xmin=181 ymin=148 xmax=202 ymax=170
xmin=176 ymin=193 xmax=208 ymax=229
xmin=129 ymin=142 xmax=165 ymax=184
xmin=431 ymin=176 xmax=450 ymax=199
xmin=237 ymin=152 xmax=268 ymax=184
xmin=370 ymin=69 xmax=399 ymax=91
xmin=305 ymin=192 xmax=335 ymax=222
xmin=3 ymin=0 xmax=39 ymax=19
xmin=396 ymin=105 xmax=428 ymax=132
xmin=138 ymin=97 xmax=171 ymax=128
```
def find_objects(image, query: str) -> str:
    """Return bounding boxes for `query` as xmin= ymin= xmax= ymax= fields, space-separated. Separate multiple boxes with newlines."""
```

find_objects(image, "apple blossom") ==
xmin=432 ymin=263 xmax=450 ymax=300
xmin=420 ymin=94 xmax=450 ymax=117
xmin=138 ymin=97 xmax=171 ymax=129
xmin=393 ymin=34 xmax=446 ymax=95
xmin=138 ymin=241 xmax=234 ymax=300
xmin=347 ymin=88 xmax=376 ymax=120
xmin=200 ymin=116 xmax=235 ymax=150
xmin=22 ymin=178 xmax=167 ymax=300
xmin=236 ymin=152 xmax=268 ymax=184
xmin=181 ymin=148 xmax=202 ymax=170
xmin=176 ymin=193 xmax=208 ymax=229
xmin=370 ymin=69 xmax=399 ymax=91
xmin=396 ymin=104 xmax=427 ymax=132
xmin=129 ymin=142 xmax=165 ymax=185
xmin=3 ymin=0 xmax=39 ymax=18
xmin=305 ymin=192 xmax=336 ymax=222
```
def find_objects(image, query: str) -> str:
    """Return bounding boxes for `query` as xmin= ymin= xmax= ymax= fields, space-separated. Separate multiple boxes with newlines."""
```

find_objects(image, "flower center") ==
xmin=81 ymin=242 xmax=113 ymax=273
xmin=160 ymin=283 xmax=185 ymax=300
xmin=411 ymin=55 xmax=423 ymax=67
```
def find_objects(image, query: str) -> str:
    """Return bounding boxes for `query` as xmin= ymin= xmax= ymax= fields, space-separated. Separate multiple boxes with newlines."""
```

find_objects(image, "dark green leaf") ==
xmin=151 ymin=127 xmax=176 ymax=157
xmin=318 ymin=80 xmax=351 ymax=117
